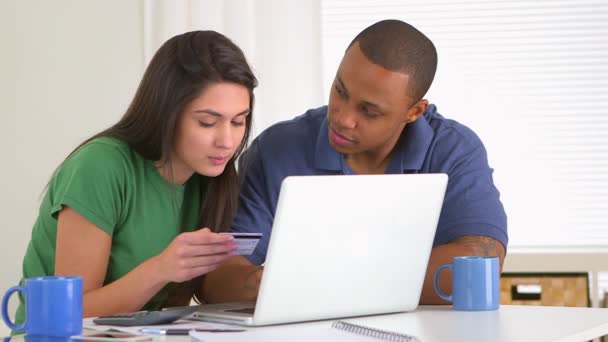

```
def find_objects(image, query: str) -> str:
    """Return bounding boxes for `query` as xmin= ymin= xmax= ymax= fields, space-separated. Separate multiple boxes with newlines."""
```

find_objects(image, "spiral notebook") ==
xmin=332 ymin=321 xmax=420 ymax=342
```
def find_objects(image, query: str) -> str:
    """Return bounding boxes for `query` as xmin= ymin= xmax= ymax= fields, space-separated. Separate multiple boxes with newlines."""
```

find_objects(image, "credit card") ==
xmin=221 ymin=232 xmax=263 ymax=256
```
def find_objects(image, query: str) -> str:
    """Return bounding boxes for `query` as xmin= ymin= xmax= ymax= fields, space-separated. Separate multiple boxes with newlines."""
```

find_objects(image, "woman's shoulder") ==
xmin=55 ymin=136 xmax=142 ymax=183
xmin=71 ymin=136 xmax=132 ymax=160
xmin=67 ymin=136 xmax=145 ymax=169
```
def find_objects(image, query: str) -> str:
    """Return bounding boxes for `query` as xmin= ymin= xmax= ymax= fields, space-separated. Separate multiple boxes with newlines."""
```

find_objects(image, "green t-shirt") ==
xmin=16 ymin=137 xmax=204 ymax=326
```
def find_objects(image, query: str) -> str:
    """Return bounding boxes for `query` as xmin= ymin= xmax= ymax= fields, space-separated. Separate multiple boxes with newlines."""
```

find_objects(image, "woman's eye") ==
xmin=232 ymin=121 xmax=246 ymax=126
xmin=198 ymin=121 xmax=215 ymax=127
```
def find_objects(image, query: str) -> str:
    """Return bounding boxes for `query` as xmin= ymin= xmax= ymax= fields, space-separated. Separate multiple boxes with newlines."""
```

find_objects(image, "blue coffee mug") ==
xmin=2 ymin=276 xmax=83 ymax=336
xmin=433 ymin=256 xmax=500 ymax=311
xmin=4 ymin=336 xmax=72 ymax=342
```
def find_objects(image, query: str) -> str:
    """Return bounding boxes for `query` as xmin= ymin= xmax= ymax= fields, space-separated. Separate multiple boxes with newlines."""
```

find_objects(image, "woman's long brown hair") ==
xmin=55 ymin=31 xmax=257 ymax=305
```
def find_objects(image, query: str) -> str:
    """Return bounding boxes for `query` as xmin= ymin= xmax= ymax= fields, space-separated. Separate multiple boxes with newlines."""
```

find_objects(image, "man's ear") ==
xmin=404 ymin=99 xmax=429 ymax=123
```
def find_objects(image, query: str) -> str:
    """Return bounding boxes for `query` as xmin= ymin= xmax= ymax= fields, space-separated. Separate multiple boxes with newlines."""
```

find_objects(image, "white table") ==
xmin=5 ymin=305 xmax=608 ymax=342
xmin=166 ymin=305 xmax=608 ymax=342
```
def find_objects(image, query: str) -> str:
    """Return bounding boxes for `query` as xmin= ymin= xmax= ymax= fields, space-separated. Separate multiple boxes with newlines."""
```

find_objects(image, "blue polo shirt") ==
xmin=234 ymin=105 xmax=507 ymax=265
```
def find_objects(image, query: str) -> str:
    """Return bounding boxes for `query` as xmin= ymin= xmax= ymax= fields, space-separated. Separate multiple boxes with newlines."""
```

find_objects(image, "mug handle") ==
xmin=2 ymin=286 xmax=26 ymax=331
xmin=433 ymin=263 xmax=453 ymax=302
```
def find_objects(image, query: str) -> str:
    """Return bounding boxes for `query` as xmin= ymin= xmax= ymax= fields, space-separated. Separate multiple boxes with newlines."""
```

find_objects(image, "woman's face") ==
xmin=170 ymin=82 xmax=250 ymax=183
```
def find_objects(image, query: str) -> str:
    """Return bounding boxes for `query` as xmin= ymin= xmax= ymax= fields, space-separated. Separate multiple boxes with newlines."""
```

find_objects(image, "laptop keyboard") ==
xmin=226 ymin=307 xmax=255 ymax=314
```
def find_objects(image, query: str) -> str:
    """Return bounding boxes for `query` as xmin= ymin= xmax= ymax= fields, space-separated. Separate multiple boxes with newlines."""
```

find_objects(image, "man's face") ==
xmin=327 ymin=43 xmax=418 ymax=158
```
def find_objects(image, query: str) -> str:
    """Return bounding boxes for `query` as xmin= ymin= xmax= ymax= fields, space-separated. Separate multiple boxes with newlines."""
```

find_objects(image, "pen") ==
xmin=139 ymin=328 xmax=245 ymax=335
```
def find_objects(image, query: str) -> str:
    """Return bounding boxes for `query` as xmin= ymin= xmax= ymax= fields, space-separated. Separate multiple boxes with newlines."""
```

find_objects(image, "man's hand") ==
xmin=244 ymin=265 xmax=264 ymax=293
xmin=202 ymin=256 xmax=263 ymax=303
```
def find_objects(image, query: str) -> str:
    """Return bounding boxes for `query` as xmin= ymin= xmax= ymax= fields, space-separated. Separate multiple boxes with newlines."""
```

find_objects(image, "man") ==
xmin=203 ymin=19 xmax=507 ymax=304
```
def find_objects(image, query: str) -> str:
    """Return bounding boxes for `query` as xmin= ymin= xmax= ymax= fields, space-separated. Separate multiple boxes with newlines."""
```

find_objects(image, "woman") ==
xmin=15 ymin=30 xmax=257 ymax=325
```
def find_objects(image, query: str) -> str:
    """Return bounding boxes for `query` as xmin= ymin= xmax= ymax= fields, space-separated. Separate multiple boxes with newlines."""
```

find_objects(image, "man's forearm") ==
xmin=420 ymin=235 xmax=506 ymax=304
xmin=201 ymin=256 xmax=262 ymax=303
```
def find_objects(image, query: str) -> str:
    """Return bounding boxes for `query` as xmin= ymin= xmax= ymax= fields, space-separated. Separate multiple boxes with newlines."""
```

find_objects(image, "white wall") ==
xmin=142 ymin=0 xmax=324 ymax=139
xmin=0 ymin=0 xmax=144 ymax=335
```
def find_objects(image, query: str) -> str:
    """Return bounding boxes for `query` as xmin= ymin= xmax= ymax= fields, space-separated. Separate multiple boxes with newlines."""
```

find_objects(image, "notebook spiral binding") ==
xmin=332 ymin=321 xmax=421 ymax=342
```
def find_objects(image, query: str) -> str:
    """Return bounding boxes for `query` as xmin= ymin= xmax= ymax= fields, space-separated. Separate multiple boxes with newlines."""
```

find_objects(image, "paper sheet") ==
xmin=83 ymin=318 xmax=243 ymax=335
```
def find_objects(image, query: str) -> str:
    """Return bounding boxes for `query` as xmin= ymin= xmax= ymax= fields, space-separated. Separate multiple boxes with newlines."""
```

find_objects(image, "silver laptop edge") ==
xmin=194 ymin=174 xmax=447 ymax=326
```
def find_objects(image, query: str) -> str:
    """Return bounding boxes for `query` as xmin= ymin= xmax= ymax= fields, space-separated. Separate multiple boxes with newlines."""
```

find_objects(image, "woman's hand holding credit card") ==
xmin=153 ymin=228 xmax=237 ymax=282
xmin=220 ymin=232 xmax=263 ymax=255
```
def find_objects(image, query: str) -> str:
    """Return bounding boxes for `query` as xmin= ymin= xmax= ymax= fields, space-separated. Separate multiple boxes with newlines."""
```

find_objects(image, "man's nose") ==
xmin=335 ymin=109 xmax=357 ymax=130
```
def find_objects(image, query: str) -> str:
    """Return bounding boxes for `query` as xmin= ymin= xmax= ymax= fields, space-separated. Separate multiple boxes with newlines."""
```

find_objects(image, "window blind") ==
xmin=321 ymin=0 xmax=608 ymax=250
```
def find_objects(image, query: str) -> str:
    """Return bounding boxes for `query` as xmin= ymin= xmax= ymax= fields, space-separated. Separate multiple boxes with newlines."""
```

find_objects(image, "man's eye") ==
xmin=334 ymin=85 xmax=345 ymax=97
xmin=361 ymin=106 xmax=379 ymax=118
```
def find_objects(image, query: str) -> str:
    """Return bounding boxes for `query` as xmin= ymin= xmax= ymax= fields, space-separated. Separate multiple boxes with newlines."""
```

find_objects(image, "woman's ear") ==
xmin=404 ymin=99 xmax=429 ymax=123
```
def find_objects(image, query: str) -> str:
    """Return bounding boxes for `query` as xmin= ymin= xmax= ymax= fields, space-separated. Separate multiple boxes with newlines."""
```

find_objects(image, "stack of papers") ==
xmin=83 ymin=318 xmax=244 ymax=335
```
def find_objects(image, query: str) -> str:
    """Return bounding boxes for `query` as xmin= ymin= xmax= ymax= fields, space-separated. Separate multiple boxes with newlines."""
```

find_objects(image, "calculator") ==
xmin=92 ymin=305 xmax=201 ymax=326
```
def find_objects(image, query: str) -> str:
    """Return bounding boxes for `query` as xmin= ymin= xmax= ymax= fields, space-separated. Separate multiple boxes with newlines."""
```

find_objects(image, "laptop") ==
xmin=193 ymin=174 xmax=448 ymax=326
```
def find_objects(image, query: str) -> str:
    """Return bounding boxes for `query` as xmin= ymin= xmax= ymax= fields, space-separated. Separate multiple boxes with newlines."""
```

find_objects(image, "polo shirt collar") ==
xmin=394 ymin=107 xmax=435 ymax=172
xmin=313 ymin=105 xmax=436 ymax=172
xmin=314 ymin=118 xmax=342 ymax=171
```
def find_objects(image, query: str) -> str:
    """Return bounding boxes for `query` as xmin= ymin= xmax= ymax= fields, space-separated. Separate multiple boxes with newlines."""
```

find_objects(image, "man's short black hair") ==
xmin=348 ymin=19 xmax=438 ymax=102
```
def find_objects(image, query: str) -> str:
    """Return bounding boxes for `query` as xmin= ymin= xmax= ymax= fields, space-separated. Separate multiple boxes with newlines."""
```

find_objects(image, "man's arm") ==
xmin=420 ymin=235 xmax=506 ymax=304
xmin=202 ymin=256 xmax=263 ymax=303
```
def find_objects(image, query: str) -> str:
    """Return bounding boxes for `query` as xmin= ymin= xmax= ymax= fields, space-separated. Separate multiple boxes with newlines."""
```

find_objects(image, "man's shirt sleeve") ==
xmin=232 ymin=138 xmax=277 ymax=265
xmin=431 ymin=129 xmax=508 ymax=249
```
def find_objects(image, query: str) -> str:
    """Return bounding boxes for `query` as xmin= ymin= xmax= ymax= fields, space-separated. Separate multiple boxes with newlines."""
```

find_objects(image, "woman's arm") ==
xmin=55 ymin=206 xmax=235 ymax=317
